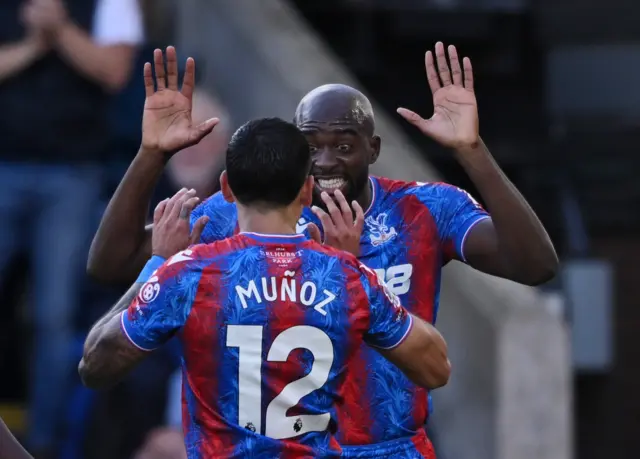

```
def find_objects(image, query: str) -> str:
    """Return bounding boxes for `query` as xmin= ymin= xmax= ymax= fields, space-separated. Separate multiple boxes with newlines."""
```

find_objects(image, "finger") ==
xmin=333 ymin=190 xmax=353 ymax=226
xmin=143 ymin=62 xmax=154 ymax=98
xmin=165 ymin=46 xmax=179 ymax=90
xmin=163 ymin=188 xmax=188 ymax=220
xmin=424 ymin=50 xmax=441 ymax=94
xmin=153 ymin=48 xmax=166 ymax=90
xmin=463 ymin=57 xmax=474 ymax=91
xmin=448 ymin=45 xmax=463 ymax=86
xmin=434 ymin=41 xmax=452 ymax=86
xmin=321 ymin=192 xmax=347 ymax=232
xmin=190 ymin=216 xmax=209 ymax=244
xmin=352 ymin=200 xmax=365 ymax=233
xmin=169 ymin=189 xmax=197 ymax=220
xmin=180 ymin=57 xmax=196 ymax=101
xmin=153 ymin=199 xmax=169 ymax=225
xmin=396 ymin=107 xmax=426 ymax=128
xmin=307 ymin=223 xmax=322 ymax=244
xmin=311 ymin=206 xmax=335 ymax=237
xmin=179 ymin=196 xmax=200 ymax=220
xmin=187 ymin=118 xmax=220 ymax=146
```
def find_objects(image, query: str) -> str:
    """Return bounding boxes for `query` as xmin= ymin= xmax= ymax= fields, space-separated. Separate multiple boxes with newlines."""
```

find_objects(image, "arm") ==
xmin=379 ymin=315 xmax=450 ymax=390
xmin=53 ymin=0 xmax=141 ymax=92
xmin=79 ymin=281 xmax=148 ymax=388
xmin=87 ymin=46 xmax=217 ymax=284
xmin=82 ymin=191 xmax=205 ymax=387
xmin=0 ymin=417 xmax=33 ymax=459
xmin=53 ymin=23 xmax=135 ymax=92
xmin=0 ymin=38 xmax=47 ymax=83
xmin=80 ymin=252 xmax=199 ymax=388
xmin=87 ymin=149 xmax=162 ymax=283
xmin=360 ymin=265 xmax=450 ymax=389
xmin=455 ymin=140 xmax=558 ymax=285
xmin=23 ymin=0 xmax=141 ymax=92
xmin=397 ymin=42 xmax=558 ymax=286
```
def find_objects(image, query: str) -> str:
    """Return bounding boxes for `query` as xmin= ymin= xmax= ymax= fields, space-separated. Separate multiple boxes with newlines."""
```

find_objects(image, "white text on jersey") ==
xmin=235 ymin=273 xmax=336 ymax=316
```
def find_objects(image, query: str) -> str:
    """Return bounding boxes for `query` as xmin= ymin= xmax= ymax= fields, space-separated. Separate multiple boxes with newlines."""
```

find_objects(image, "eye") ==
xmin=337 ymin=144 xmax=351 ymax=153
xmin=309 ymin=145 xmax=318 ymax=154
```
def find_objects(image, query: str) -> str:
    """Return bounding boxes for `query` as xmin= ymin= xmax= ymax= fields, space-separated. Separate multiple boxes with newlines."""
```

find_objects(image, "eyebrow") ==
xmin=300 ymin=127 xmax=359 ymax=136
xmin=332 ymin=127 xmax=359 ymax=136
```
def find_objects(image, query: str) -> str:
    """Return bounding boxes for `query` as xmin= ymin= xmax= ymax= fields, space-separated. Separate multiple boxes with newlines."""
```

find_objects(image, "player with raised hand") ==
xmin=87 ymin=44 xmax=557 ymax=457
xmin=89 ymin=46 xmax=215 ymax=282
xmin=78 ymin=117 xmax=451 ymax=458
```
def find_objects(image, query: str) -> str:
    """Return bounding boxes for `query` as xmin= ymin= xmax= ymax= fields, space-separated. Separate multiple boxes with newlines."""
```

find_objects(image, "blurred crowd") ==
xmin=0 ymin=1 xmax=229 ymax=457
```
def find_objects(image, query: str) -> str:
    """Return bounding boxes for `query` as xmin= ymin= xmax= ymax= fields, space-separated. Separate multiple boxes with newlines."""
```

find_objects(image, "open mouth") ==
xmin=315 ymin=177 xmax=348 ymax=194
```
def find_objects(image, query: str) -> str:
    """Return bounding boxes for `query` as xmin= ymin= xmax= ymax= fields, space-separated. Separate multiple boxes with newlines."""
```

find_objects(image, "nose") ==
xmin=313 ymin=147 xmax=339 ymax=171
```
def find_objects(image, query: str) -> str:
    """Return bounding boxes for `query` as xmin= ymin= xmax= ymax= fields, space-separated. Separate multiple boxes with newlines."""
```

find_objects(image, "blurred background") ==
xmin=0 ymin=0 xmax=635 ymax=458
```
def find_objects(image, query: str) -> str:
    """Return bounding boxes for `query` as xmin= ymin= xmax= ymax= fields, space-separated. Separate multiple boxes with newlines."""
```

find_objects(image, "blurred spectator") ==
xmin=0 ymin=0 xmax=142 ymax=457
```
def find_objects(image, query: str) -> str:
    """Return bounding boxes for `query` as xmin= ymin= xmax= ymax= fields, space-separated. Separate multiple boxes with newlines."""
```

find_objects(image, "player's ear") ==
xmin=299 ymin=175 xmax=314 ymax=207
xmin=369 ymin=135 xmax=381 ymax=165
xmin=220 ymin=170 xmax=235 ymax=203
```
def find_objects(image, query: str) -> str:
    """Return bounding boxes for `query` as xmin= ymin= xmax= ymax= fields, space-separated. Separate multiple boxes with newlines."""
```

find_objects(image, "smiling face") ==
xmin=294 ymin=84 xmax=380 ymax=209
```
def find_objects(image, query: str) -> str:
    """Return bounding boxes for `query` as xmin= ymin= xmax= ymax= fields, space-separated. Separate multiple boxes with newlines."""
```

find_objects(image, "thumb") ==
xmin=188 ymin=117 xmax=220 ymax=146
xmin=189 ymin=215 xmax=209 ymax=244
xmin=307 ymin=223 xmax=322 ymax=244
xmin=396 ymin=107 xmax=428 ymax=130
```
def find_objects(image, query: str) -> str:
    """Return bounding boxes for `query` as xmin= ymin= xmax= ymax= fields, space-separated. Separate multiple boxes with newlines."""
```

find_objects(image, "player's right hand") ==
xmin=151 ymin=188 xmax=209 ymax=258
xmin=311 ymin=190 xmax=364 ymax=257
xmin=141 ymin=46 xmax=220 ymax=156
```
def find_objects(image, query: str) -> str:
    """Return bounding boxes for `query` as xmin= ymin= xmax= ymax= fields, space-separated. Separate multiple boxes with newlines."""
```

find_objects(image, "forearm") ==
xmin=456 ymin=139 xmax=558 ymax=284
xmin=382 ymin=315 xmax=451 ymax=390
xmin=80 ymin=283 xmax=142 ymax=388
xmin=413 ymin=317 xmax=450 ymax=389
xmin=0 ymin=39 xmax=46 ymax=83
xmin=53 ymin=22 xmax=134 ymax=92
xmin=88 ymin=148 xmax=164 ymax=283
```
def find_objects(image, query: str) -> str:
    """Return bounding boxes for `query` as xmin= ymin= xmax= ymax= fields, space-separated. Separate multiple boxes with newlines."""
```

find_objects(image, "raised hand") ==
xmin=310 ymin=190 xmax=364 ymax=257
xmin=142 ymin=47 xmax=219 ymax=155
xmin=397 ymin=42 xmax=479 ymax=150
xmin=151 ymin=189 xmax=209 ymax=259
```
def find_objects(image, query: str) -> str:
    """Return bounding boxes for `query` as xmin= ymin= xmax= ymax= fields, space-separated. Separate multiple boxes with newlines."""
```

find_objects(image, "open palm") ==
xmin=141 ymin=47 xmax=219 ymax=154
xmin=397 ymin=42 xmax=479 ymax=150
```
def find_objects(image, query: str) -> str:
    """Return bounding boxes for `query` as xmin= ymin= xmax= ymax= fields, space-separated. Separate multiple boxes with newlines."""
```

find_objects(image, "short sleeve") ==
xmin=92 ymin=0 xmax=144 ymax=46
xmin=358 ymin=264 xmax=413 ymax=350
xmin=189 ymin=193 xmax=238 ymax=244
xmin=412 ymin=183 xmax=491 ymax=262
xmin=120 ymin=253 xmax=201 ymax=351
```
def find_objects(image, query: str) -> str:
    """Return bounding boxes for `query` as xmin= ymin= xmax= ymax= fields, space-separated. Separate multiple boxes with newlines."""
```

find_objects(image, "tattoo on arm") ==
xmin=79 ymin=283 xmax=149 ymax=389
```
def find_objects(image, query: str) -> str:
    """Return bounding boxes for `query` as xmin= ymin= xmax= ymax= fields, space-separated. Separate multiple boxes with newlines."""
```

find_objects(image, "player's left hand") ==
xmin=151 ymin=188 xmax=209 ymax=259
xmin=397 ymin=42 xmax=479 ymax=150
xmin=311 ymin=190 xmax=364 ymax=257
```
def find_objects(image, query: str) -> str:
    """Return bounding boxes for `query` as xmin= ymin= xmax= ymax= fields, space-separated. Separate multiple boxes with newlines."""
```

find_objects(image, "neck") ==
xmin=355 ymin=177 xmax=373 ymax=212
xmin=236 ymin=205 xmax=300 ymax=235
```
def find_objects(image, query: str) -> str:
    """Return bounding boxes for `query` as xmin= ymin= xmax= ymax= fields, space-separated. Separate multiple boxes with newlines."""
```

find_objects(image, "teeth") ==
xmin=317 ymin=178 xmax=346 ymax=190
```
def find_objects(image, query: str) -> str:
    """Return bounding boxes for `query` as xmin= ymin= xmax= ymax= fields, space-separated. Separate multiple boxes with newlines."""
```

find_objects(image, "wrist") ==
xmin=138 ymin=145 xmax=172 ymax=164
xmin=453 ymin=138 xmax=489 ymax=165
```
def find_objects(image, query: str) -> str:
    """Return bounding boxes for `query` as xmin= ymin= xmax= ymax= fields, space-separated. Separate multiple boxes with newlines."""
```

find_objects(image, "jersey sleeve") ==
xmin=357 ymin=263 xmax=413 ymax=350
xmin=120 ymin=253 xmax=202 ymax=351
xmin=189 ymin=193 xmax=238 ymax=244
xmin=414 ymin=183 xmax=491 ymax=262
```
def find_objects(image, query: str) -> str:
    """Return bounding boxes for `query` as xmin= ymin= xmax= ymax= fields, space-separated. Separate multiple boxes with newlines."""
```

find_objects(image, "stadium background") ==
xmin=0 ymin=0 xmax=636 ymax=458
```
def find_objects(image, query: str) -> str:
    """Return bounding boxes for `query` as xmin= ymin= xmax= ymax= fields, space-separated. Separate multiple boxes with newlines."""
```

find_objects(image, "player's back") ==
xmin=179 ymin=232 xmax=371 ymax=458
